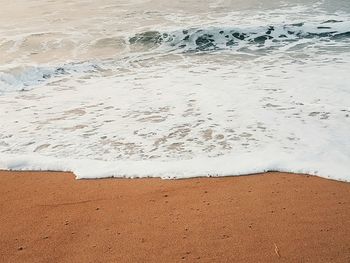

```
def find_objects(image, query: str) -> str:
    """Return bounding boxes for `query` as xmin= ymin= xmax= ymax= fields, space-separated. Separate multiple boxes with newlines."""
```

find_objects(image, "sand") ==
xmin=0 ymin=171 xmax=349 ymax=263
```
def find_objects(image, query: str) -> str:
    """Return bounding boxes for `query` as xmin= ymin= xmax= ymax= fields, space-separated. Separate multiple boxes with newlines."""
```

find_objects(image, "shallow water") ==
xmin=0 ymin=0 xmax=349 ymax=180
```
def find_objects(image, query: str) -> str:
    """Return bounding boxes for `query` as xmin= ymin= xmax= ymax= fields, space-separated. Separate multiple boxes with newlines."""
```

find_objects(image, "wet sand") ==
xmin=0 ymin=171 xmax=349 ymax=263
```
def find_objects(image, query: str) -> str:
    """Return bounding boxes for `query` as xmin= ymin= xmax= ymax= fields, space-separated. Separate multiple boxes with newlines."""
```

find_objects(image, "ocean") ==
xmin=0 ymin=0 xmax=349 ymax=180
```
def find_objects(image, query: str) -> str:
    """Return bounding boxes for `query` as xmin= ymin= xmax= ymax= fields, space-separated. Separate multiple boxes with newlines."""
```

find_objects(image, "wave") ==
xmin=1 ymin=20 xmax=349 ymax=93
xmin=129 ymin=20 xmax=350 ymax=52
xmin=0 ymin=62 xmax=102 ymax=93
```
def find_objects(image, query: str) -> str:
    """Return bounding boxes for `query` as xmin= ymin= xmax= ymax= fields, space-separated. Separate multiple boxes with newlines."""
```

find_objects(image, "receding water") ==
xmin=0 ymin=0 xmax=349 ymax=180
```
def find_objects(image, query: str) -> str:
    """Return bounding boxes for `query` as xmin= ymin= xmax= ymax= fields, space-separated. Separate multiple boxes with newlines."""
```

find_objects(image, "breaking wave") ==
xmin=0 ymin=63 xmax=103 ymax=93
xmin=2 ymin=19 xmax=349 ymax=93
xmin=129 ymin=20 xmax=350 ymax=52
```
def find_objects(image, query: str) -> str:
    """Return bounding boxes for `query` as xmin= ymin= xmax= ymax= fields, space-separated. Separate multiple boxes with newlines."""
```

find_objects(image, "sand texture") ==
xmin=0 ymin=171 xmax=349 ymax=262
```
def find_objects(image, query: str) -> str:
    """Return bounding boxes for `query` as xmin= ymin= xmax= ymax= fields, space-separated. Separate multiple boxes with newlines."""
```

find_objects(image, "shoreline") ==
xmin=1 ymin=171 xmax=349 ymax=262
xmin=1 ymin=152 xmax=349 ymax=182
xmin=0 ymin=168 xmax=348 ymax=184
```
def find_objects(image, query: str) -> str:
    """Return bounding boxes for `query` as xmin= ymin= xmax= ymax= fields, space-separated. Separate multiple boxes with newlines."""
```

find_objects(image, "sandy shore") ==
xmin=0 ymin=171 xmax=349 ymax=263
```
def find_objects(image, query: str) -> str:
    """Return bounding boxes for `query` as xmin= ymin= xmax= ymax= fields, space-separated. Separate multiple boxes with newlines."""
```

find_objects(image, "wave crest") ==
xmin=129 ymin=20 xmax=350 ymax=52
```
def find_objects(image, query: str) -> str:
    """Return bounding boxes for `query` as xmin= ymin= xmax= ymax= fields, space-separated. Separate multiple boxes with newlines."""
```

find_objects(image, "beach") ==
xmin=1 ymin=1 xmax=350 ymax=261
xmin=1 ymin=171 xmax=349 ymax=262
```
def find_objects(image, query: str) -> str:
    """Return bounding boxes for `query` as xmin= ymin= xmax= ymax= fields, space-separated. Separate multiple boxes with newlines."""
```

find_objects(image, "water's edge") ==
xmin=0 ymin=152 xmax=348 ymax=182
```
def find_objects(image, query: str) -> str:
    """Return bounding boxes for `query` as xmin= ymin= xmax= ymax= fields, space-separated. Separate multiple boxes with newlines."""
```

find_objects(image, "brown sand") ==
xmin=0 ymin=171 xmax=349 ymax=263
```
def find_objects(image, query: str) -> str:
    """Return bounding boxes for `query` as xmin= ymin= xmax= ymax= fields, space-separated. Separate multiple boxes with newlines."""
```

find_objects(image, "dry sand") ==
xmin=0 ymin=171 xmax=349 ymax=263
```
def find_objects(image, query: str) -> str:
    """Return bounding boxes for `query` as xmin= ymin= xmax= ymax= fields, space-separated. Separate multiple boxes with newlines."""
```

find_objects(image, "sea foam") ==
xmin=0 ymin=3 xmax=349 ymax=181
xmin=0 ymin=148 xmax=349 ymax=181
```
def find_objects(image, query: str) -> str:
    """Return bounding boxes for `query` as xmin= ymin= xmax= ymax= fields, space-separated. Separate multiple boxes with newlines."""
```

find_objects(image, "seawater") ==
xmin=0 ymin=0 xmax=349 ymax=180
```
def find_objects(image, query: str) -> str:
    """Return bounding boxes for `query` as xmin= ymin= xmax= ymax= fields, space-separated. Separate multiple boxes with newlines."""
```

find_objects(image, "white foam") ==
xmin=0 ymin=62 xmax=103 ymax=93
xmin=0 ymin=3 xmax=349 ymax=181
xmin=0 ymin=148 xmax=349 ymax=181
